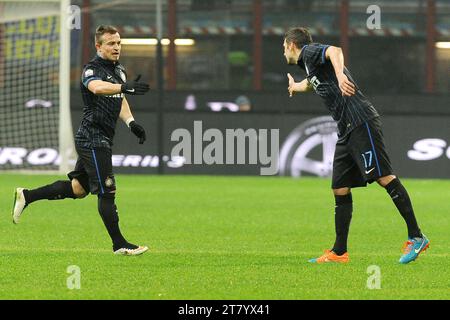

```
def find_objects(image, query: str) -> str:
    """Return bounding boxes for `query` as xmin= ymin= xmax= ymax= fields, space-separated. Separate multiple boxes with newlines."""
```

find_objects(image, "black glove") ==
xmin=129 ymin=121 xmax=146 ymax=144
xmin=121 ymin=75 xmax=150 ymax=95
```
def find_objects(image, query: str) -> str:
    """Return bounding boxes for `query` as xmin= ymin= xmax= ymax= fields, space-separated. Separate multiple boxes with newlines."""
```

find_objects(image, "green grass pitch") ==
xmin=0 ymin=174 xmax=448 ymax=300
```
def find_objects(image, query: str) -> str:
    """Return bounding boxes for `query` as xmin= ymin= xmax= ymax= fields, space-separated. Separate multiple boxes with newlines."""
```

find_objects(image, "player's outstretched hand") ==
xmin=129 ymin=121 xmax=146 ymax=144
xmin=287 ymin=73 xmax=295 ymax=97
xmin=337 ymin=73 xmax=355 ymax=96
xmin=121 ymin=75 xmax=150 ymax=95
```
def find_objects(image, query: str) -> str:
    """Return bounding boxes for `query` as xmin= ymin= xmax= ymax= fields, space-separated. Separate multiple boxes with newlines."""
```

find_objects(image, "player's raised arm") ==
xmin=120 ymin=97 xmax=146 ymax=144
xmin=325 ymin=46 xmax=356 ymax=97
xmin=87 ymin=79 xmax=121 ymax=95
xmin=287 ymin=73 xmax=313 ymax=97
xmin=87 ymin=75 xmax=150 ymax=96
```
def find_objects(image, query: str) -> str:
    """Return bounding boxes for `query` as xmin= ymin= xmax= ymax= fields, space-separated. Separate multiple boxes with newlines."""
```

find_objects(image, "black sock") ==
xmin=23 ymin=180 xmax=76 ymax=204
xmin=385 ymin=178 xmax=422 ymax=239
xmin=332 ymin=193 xmax=353 ymax=256
xmin=97 ymin=193 xmax=128 ymax=250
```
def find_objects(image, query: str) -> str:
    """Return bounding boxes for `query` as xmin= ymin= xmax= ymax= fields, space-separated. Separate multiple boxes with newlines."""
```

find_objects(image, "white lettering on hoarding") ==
xmin=407 ymin=139 xmax=448 ymax=161
xmin=0 ymin=147 xmax=184 ymax=168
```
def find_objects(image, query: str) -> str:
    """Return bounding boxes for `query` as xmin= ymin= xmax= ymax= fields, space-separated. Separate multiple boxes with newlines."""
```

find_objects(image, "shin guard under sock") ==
xmin=97 ymin=193 xmax=127 ymax=249
xmin=23 ymin=180 xmax=76 ymax=204
xmin=332 ymin=193 xmax=353 ymax=255
xmin=385 ymin=178 xmax=421 ymax=238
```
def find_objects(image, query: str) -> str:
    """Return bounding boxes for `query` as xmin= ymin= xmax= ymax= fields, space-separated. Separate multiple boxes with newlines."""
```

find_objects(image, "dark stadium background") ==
xmin=67 ymin=0 xmax=449 ymax=178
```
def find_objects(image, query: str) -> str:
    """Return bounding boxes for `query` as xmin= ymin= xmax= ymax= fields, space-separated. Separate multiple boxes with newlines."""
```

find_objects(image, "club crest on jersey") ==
xmin=105 ymin=176 xmax=115 ymax=188
xmin=84 ymin=69 xmax=94 ymax=77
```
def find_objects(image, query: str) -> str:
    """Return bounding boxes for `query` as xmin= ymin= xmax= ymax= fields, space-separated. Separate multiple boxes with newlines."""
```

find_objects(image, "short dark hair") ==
xmin=284 ymin=27 xmax=313 ymax=49
xmin=95 ymin=25 xmax=119 ymax=44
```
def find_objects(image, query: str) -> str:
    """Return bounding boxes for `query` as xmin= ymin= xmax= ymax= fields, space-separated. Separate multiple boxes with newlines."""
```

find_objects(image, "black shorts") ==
xmin=67 ymin=146 xmax=116 ymax=195
xmin=332 ymin=117 xmax=393 ymax=189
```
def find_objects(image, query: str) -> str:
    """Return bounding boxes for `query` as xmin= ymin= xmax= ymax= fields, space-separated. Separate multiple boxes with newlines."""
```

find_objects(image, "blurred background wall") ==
xmin=63 ymin=0 xmax=450 ymax=177
xmin=69 ymin=0 xmax=449 ymax=94
xmin=2 ymin=0 xmax=446 ymax=177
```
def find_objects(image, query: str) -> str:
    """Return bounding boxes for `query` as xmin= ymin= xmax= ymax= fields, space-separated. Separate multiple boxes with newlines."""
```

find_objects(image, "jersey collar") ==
xmin=94 ymin=53 xmax=118 ymax=68
xmin=297 ymin=45 xmax=308 ymax=70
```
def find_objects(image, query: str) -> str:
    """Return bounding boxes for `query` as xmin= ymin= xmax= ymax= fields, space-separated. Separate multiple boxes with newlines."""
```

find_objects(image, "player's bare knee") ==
xmin=377 ymin=175 xmax=396 ymax=187
xmin=333 ymin=187 xmax=351 ymax=196
xmin=71 ymin=179 xmax=87 ymax=198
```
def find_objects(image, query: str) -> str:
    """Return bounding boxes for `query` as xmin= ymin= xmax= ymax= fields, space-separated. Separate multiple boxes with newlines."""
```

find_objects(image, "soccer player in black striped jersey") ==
xmin=284 ymin=27 xmax=429 ymax=264
xmin=12 ymin=25 xmax=150 ymax=256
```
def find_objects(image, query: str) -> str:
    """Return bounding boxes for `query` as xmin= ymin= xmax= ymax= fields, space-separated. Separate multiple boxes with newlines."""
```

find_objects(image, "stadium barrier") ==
xmin=67 ymin=91 xmax=449 ymax=178
xmin=2 ymin=91 xmax=448 ymax=178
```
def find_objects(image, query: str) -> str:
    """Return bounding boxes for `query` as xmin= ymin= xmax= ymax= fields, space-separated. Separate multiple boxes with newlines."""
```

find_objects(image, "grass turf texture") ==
xmin=0 ymin=174 xmax=448 ymax=300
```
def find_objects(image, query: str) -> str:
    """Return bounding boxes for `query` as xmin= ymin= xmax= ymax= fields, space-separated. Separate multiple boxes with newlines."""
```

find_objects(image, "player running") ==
xmin=12 ymin=25 xmax=149 ymax=256
xmin=283 ymin=27 xmax=429 ymax=264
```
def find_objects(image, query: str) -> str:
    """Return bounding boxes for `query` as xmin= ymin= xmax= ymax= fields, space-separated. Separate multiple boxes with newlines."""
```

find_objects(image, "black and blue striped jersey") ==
xmin=75 ymin=55 xmax=127 ymax=149
xmin=298 ymin=43 xmax=379 ymax=139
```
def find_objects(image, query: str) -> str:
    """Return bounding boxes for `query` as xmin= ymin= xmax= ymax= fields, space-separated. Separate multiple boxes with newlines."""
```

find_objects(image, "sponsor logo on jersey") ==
xmin=104 ymin=93 xmax=124 ymax=98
